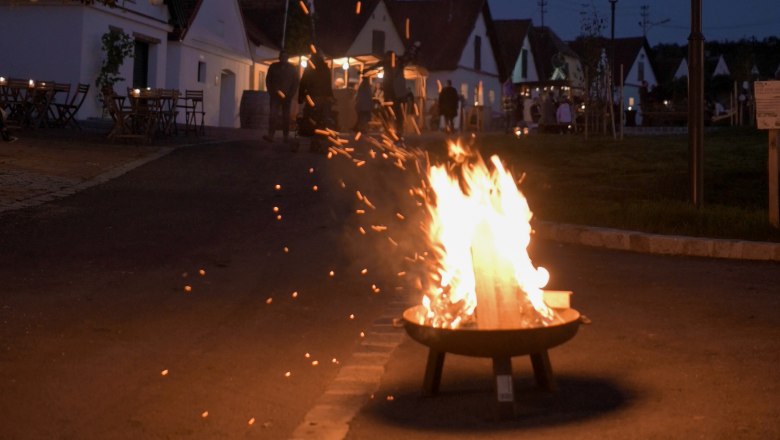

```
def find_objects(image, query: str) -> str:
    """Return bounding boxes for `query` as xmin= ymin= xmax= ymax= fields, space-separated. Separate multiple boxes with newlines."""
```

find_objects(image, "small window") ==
xmin=638 ymin=61 xmax=645 ymax=82
xmin=372 ymin=30 xmax=385 ymax=55
xmin=474 ymin=35 xmax=482 ymax=71
xmin=198 ymin=61 xmax=207 ymax=83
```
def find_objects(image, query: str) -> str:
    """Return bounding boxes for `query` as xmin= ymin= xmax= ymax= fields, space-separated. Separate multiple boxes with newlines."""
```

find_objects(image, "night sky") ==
xmin=488 ymin=0 xmax=780 ymax=46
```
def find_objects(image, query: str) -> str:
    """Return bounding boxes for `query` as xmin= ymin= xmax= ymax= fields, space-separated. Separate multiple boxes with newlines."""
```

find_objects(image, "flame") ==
xmin=419 ymin=141 xmax=557 ymax=329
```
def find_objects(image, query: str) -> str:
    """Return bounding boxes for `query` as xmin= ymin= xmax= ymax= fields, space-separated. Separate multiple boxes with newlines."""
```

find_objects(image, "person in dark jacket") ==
xmin=438 ymin=79 xmax=459 ymax=133
xmin=264 ymin=50 xmax=299 ymax=143
xmin=298 ymin=51 xmax=333 ymax=151
xmin=355 ymin=76 xmax=374 ymax=133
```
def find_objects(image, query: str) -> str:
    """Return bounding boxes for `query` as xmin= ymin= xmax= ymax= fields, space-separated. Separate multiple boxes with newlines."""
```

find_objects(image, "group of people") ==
xmin=263 ymin=44 xmax=421 ymax=150
xmin=502 ymin=81 xmax=576 ymax=134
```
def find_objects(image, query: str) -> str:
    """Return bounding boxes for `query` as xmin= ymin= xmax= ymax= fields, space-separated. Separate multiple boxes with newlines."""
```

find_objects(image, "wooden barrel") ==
xmin=239 ymin=90 xmax=269 ymax=129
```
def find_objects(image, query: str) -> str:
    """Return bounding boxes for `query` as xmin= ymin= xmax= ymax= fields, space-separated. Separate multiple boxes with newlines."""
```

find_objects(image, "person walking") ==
xmin=438 ymin=79 xmax=458 ymax=133
xmin=263 ymin=50 xmax=299 ymax=144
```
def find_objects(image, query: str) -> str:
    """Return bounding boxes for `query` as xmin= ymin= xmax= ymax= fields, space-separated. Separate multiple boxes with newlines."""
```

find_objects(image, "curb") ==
xmin=535 ymin=221 xmax=780 ymax=262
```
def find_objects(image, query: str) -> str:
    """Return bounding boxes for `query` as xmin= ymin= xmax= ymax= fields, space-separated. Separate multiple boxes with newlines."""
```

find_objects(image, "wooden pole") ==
xmin=620 ymin=64 xmax=624 ymax=140
xmin=688 ymin=0 xmax=705 ymax=207
xmin=770 ymin=129 xmax=779 ymax=227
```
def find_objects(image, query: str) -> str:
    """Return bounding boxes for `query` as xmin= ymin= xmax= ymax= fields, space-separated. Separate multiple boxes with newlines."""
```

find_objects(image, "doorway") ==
xmin=219 ymin=70 xmax=236 ymax=127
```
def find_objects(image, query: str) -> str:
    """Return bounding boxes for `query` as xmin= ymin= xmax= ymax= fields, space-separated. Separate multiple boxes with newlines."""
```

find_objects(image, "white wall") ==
xmin=0 ymin=2 xmax=172 ymax=120
xmin=510 ymin=36 xmax=539 ymax=84
xmin=454 ymin=12 xmax=500 ymax=113
xmin=347 ymin=0 xmax=406 ymax=56
xmin=171 ymin=0 xmax=252 ymax=127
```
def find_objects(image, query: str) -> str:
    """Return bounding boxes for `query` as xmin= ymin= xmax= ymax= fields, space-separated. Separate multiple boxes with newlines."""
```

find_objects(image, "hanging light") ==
xmin=341 ymin=58 xmax=350 ymax=71
xmin=300 ymin=56 xmax=308 ymax=68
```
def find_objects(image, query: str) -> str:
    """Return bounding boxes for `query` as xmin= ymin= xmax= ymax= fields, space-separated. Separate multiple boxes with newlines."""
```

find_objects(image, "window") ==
xmin=520 ymin=49 xmax=528 ymax=79
xmin=638 ymin=61 xmax=645 ymax=82
xmin=372 ymin=30 xmax=385 ymax=56
xmin=197 ymin=61 xmax=207 ymax=83
xmin=474 ymin=35 xmax=482 ymax=71
xmin=132 ymin=40 xmax=149 ymax=88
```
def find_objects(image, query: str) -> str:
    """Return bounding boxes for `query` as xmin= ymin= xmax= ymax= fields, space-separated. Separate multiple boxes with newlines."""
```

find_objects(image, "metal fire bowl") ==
xmin=402 ymin=305 xmax=581 ymax=358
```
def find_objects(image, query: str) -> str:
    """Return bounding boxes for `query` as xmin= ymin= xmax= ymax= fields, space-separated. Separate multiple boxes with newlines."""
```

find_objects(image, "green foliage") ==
xmin=467 ymin=129 xmax=780 ymax=242
xmin=95 ymin=28 xmax=134 ymax=106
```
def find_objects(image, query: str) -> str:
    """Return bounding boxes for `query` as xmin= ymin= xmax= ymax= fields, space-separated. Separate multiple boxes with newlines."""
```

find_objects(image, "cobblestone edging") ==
xmin=290 ymin=297 xmax=410 ymax=440
xmin=535 ymin=221 xmax=780 ymax=262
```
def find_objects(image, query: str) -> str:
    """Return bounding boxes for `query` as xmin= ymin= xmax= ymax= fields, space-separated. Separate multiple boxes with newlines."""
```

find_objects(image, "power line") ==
xmin=538 ymin=0 xmax=548 ymax=27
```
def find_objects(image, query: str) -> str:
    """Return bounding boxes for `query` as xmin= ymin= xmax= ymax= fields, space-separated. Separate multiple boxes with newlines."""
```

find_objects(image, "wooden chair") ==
xmin=48 ymin=82 xmax=71 ymax=125
xmin=103 ymin=87 xmax=143 ymax=142
xmin=178 ymin=89 xmax=205 ymax=135
xmin=4 ymin=78 xmax=32 ymax=128
xmin=54 ymin=83 xmax=90 ymax=130
xmin=158 ymin=88 xmax=179 ymax=136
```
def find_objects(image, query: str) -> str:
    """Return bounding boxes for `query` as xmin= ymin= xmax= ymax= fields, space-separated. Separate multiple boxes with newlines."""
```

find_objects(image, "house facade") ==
xmin=0 ymin=0 xmax=174 ymax=121
xmin=0 ymin=0 xmax=252 ymax=128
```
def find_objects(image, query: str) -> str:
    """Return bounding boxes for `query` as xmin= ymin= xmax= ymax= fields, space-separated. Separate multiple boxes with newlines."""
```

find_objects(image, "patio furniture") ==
xmin=53 ymin=83 xmax=90 ymax=130
xmin=178 ymin=89 xmax=205 ymax=135
xmin=157 ymin=88 xmax=179 ymax=136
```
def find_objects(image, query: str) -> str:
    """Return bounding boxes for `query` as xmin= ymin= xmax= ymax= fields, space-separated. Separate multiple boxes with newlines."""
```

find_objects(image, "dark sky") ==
xmin=488 ymin=0 xmax=780 ymax=46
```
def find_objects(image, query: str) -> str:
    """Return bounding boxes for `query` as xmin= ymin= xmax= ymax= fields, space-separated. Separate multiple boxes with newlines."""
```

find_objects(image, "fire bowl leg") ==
xmin=492 ymin=356 xmax=516 ymax=419
xmin=530 ymin=351 xmax=557 ymax=392
xmin=422 ymin=349 xmax=446 ymax=396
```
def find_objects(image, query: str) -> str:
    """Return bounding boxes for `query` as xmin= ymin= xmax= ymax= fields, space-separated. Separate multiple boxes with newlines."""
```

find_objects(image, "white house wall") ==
xmin=510 ymin=36 xmax=539 ymax=84
xmin=0 ymin=2 xmax=172 ymax=120
xmin=452 ymin=12 xmax=500 ymax=113
xmin=173 ymin=0 xmax=252 ymax=128
xmin=347 ymin=0 xmax=406 ymax=56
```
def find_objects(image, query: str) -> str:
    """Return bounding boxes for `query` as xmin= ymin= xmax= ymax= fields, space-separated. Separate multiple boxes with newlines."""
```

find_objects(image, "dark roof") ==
xmin=167 ymin=0 xmax=203 ymax=41
xmin=239 ymin=0 xmax=381 ymax=56
xmin=493 ymin=19 xmax=532 ymax=82
xmin=569 ymin=36 xmax=650 ymax=82
xmin=528 ymin=26 xmax=579 ymax=81
xmin=385 ymin=0 xmax=499 ymax=72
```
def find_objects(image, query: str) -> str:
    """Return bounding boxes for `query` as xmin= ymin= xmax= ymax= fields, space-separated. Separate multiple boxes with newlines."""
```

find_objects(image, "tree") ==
xmin=95 ymin=28 xmax=134 ymax=112
xmin=576 ymin=2 xmax=608 ymax=137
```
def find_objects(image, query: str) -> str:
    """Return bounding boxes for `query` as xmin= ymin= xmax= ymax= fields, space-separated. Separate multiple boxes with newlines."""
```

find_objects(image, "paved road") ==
xmin=1 ymin=137 xmax=778 ymax=439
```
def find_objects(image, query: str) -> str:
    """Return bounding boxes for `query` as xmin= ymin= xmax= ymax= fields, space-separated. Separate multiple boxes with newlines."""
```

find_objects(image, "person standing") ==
xmin=298 ymin=51 xmax=334 ymax=152
xmin=264 ymin=50 xmax=299 ymax=144
xmin=355 ymin=76 xmax=374 ymax=133
xmin=501 ymin=78 xmax=516 ymax=133
xmin=438 ymin=79 xmax=458 ymax=133
xmin=381 ymin=50 xmax=409 ymax=140
xmin=556 ymin=97 xmax=573 ymax=133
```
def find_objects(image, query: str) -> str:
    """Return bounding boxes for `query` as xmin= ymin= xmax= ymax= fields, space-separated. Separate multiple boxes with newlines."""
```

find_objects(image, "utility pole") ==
xmin=689 ymin=0 xmax=704 ymax=207
xmin=538 ymin=0 xmax=548 ymax=28
xmin=609 ymin=0 xmax=617 ymax=139
xmin=638 ymin=4 xmax=670 ymax=39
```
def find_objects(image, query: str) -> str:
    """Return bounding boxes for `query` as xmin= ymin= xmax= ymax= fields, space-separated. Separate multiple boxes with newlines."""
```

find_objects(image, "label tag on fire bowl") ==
xmin=496 ymin=375 xmax=514 ymax=402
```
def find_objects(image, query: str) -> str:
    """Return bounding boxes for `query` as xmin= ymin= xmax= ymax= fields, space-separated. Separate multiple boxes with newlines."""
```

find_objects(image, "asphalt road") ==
xmin=0 ymin=137 xmax=778 ymax=439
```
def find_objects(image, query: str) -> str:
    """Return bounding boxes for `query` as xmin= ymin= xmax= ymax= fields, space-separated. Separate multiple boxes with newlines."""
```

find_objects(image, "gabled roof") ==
xmin=385 ymin=0 xmax=499 ymax=72
xmin=239 ymin=0 xmax=383 ymax=56
xmin=313 ymin=0 xmax=382 ymax=57
xmin=167 ymin=0 xmax=203 ymax=41
xmin=493 ymin=19 xmax=532 ymax=82
xmin=528 ymin=26 xmax=579 ymax=81
xmin=569 ymin=36 xmax=651 ymax=82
